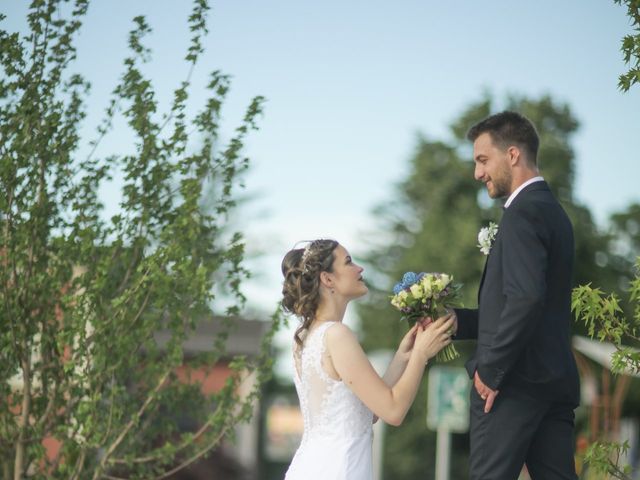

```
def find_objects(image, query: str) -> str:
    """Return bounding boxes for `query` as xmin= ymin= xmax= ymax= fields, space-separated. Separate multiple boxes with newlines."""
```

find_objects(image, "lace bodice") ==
xmin=293 ymin=322 xmax=373 ymax=442
xmin=285 ymin=322 xmax=374 ymax=479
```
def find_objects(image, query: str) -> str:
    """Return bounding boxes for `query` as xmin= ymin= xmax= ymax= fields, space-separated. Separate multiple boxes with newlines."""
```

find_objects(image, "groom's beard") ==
xmin=488 ymin=165 xmax=512 ymax=199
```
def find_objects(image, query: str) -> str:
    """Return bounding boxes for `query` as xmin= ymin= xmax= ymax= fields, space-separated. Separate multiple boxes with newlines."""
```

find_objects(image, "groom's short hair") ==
xmin=467 ymin=111 xmax=539 ymax=166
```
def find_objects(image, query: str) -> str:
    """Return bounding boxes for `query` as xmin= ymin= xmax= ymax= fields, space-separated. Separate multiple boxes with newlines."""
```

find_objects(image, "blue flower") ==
xmin=402 ymin=272 xmax=418 ymax=286
xmin=392 ymin=283 xmax=404 ymax=295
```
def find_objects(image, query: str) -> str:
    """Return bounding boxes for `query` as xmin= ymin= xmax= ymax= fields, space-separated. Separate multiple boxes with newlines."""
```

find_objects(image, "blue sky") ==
xmin=4 ymin=1 xmax=639 ymax=360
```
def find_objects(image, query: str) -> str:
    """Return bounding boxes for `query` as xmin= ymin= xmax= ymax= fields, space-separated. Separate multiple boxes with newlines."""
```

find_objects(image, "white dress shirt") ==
xmin=504 ymin=176 xmax=544 ymax=209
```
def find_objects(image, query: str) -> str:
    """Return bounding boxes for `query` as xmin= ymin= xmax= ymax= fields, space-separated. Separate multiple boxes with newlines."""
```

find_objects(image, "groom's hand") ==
xmin=417 ymin=316 xmax=433 ymax=328
xmin=474 ymin=371 xmax=499 ymax=414
xmin=446 ymin=308 xmax=458 ymax=335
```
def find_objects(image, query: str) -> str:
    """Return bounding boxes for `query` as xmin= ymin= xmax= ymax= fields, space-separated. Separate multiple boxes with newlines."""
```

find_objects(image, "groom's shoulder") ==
xmin=505 ymin=188 xmax=570 ymax=232
xmin=503 ymin=193 xmax=554 ymax=227
xmin=504 ymin=194 xmax=545 ymax=218
xmin=509 ymin=184 xmax=559 ymax=213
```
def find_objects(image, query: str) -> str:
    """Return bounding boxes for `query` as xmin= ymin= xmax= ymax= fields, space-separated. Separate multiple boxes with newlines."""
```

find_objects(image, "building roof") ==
xmin=154 ymin=316 xmax=270 ymax=358
xmin=572 ymin=335 xmax=640 ymax=378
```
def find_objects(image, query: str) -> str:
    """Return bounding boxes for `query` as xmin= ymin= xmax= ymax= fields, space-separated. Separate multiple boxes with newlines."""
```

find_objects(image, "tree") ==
xmin=614 ymin=0 xmax=640 ymax=92
xmin=572 ymin=259 xmax=640 ymax=480
xmin=570 ymin=2 xmax=640 ymax=476
xmin=356 ymin=93 xmax=620 ymax=480
xmin=0 ymin=1 xmax=280 ymax=479
xmin=607 ymin=204 xmax=640 ymax=286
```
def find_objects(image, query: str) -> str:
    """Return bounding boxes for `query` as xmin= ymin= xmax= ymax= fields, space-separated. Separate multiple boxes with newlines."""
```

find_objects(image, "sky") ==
xmin=3 ymin=1 xmax=640 ymax=373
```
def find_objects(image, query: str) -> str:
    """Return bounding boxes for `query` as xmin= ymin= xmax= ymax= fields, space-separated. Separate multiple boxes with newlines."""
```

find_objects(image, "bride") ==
xmin=281 ymin=239 xmax=454 ymax=480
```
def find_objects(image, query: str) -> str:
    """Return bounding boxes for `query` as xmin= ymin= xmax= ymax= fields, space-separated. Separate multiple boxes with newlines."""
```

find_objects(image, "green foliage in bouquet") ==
xmin=390 ymin=272 xmax=463 ymax=362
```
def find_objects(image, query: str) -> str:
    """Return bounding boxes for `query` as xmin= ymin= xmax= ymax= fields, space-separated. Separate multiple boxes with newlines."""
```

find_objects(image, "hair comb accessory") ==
xmin=301 ymin=242 xmax=314 ymax=273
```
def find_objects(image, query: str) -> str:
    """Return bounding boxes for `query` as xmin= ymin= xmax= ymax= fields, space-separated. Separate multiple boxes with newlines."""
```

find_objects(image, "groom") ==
xmin=453 ymin=111 xmax=580 ymax=480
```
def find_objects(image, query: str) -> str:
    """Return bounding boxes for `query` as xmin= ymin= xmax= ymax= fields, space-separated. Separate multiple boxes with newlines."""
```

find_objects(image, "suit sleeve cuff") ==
xmin=453 ymin=308 xmax=478 ymax=340
xmin=476 ymin=364 xmax=505 ymax=391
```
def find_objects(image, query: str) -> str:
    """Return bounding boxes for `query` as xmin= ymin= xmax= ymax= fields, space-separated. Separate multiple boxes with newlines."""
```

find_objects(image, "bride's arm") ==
xmin=373 ymin=324 xmax=419 ymax=423
xmin=381 ymin=324 xmax=419 ymax=387
xmin=326 ymin=318 xmax=452 ymax=426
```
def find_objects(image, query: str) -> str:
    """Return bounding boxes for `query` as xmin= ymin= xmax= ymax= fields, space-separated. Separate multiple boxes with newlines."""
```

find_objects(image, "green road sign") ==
xmin=427 ymin=366 xmax=470 ymax=433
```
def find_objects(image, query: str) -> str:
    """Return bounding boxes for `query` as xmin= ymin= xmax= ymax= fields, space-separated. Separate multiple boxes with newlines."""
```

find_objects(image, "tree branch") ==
xmin=91 ymin=369 xmax=171 ymax=480
xmin=13 ymin=350 xmax=31 ymax=480
xmin=150 ymin=427 xmax=229 ymax=480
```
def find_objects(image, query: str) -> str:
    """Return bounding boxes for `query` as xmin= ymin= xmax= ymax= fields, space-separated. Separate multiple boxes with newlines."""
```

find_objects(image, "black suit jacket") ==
xmin=455 ymin=181 xmax=580 ymax=406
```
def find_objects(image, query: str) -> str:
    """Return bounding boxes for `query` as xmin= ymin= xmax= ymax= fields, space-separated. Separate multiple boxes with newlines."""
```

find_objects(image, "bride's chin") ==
xmin=348 ymin=285 xmax=368 ymax=301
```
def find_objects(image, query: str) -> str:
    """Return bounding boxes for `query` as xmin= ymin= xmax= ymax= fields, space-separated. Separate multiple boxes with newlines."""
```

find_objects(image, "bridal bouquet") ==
xmin=390 ymin=271 xmax=462 ymax=362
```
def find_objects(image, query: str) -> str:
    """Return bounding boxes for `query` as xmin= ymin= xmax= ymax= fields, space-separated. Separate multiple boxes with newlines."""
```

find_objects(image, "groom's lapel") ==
xmin=477 ymin=259 xmax=488 ymax=303
xmin=477 ymin=183 xmax=547 ymax=303
xmin=478 ymin=208 xmax=505 ymax=302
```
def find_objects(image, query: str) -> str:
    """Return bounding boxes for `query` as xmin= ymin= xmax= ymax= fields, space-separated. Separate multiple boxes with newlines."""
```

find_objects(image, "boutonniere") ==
xmin=477 ymin=222 xmax=498 ymax=255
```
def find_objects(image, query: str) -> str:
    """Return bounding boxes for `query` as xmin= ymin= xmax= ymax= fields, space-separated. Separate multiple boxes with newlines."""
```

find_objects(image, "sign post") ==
xmin=427 ymin=366 xmax=470 ymax=480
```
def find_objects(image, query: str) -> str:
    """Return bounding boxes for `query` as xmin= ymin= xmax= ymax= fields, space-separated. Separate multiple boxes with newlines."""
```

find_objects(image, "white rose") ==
xmin=477 ymin=222 xmax=498 ymax=256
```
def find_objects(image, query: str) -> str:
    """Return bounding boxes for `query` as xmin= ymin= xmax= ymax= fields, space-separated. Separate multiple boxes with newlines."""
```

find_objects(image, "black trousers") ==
xmin=468 ymin=384 xmax=578 ymax=480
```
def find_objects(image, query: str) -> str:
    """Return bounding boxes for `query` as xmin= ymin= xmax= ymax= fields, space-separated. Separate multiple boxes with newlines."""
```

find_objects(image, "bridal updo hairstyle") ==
xmin=281 ymin=239 xmax=339 ymax=347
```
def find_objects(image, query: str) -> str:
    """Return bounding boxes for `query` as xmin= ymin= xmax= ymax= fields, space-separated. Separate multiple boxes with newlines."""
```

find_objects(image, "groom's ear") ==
xmin=507 ymin=145 xmax=521 ymax=166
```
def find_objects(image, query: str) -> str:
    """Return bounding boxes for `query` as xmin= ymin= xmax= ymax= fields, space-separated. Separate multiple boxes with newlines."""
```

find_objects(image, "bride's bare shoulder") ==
xmin=325 ymin=322 xmax=359 ymax=346
xmin=325 ymin=321 xmax=352 ymax=334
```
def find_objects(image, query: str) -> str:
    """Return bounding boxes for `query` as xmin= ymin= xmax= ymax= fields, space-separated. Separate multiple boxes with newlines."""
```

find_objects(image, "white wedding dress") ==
xmin=285 ymin=321 xmax=374 ymax=480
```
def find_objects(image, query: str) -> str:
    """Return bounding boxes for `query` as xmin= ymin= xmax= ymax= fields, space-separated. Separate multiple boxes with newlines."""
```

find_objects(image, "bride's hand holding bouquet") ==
xmin=390 ymin=271 xmax=462 ymax=362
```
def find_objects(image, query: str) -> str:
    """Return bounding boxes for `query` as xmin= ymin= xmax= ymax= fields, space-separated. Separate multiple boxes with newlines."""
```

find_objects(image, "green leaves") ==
xmin=572 ymin=259 xmax=640 ymax=373
xmin=614 ymin=0 xmax=640 ymax=92
xmin=573 ymin=284 xmax=627 ymax=344
xmin=573 ymin=258 xmax=640 ymax=475
xmin=185 ymin=0 xmax=210 ymax=63
xmin=1 ymin=1 xmax=275 ymax=478
xmin=583 ymin=440 xmax=633 ymax=479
